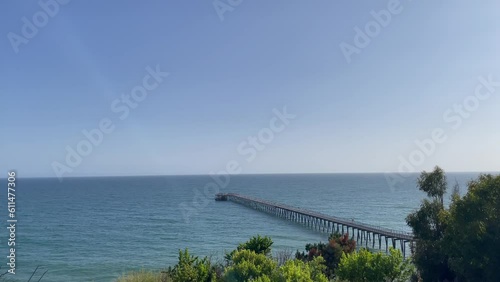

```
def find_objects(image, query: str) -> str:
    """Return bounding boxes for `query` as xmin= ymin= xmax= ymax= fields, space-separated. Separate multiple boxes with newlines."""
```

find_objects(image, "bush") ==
xmin=273 ymin=257 xmax=328 ymax=282
xmin=223 ymin=249 xmax=277 ymax=281
xmin=115 ymin=269 xmax=166 ymax=282
xmin=238 ymin=235 xmax=273 ymax=255
xmin=225 ymin=235 xmax=273 ymax=264
xmin=166 ymin=249 xmax=217 ymax=282
xmin=295 ymin=232 xmax=356 ymax=278
xmin=335 ymin=248 xmax=415 ymax=282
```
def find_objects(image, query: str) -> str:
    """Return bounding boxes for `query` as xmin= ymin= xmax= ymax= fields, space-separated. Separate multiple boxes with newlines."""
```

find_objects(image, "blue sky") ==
xmin=1 ymin=0 xmax=500 ymax=177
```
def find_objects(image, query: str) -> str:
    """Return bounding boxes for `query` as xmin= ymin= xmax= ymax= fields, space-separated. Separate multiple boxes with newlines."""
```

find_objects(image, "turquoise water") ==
xmin=0 ymin=173 xmax=481 ymax=281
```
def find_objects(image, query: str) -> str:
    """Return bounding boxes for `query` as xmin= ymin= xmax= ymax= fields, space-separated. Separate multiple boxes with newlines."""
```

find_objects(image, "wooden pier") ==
xmin=216 ymin=193 xmax=414 ymax=257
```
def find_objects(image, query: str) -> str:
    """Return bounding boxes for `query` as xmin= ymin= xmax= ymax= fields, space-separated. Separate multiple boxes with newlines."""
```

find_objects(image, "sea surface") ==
xmin=0 ymin=173 xmax=484 ymax=281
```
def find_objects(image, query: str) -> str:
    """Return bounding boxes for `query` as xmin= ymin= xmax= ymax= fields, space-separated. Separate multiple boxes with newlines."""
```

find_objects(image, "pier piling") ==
xmin=216 ymin=193 xmax=414 ymax=257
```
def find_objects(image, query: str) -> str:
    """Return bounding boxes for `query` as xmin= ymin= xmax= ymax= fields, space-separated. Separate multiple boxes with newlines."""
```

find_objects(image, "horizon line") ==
xmin=2 ymin=170 xmax=499 ymax=179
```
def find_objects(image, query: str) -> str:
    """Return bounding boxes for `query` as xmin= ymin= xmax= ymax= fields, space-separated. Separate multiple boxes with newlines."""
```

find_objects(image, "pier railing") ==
xmin=216 ymin=193 xmax=414 ymax=257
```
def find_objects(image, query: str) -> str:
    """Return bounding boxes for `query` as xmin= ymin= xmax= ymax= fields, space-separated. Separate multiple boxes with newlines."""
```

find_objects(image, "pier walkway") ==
xmin=216 ymin=193 xmax=414 ymax=257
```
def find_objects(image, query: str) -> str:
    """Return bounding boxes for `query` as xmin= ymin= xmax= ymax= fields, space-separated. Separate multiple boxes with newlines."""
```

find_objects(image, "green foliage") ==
xmin=225 ymin=235 xmax=273 ymax=263
xmin=121 ymin=171 xmax=500 ymax=282
xmin=251 ymin=276 xmax=272 ymax=282
xmin=406 ymin=166 xmax=455 ymax=281
xmin=224 ymin=235 xmax=331 ymax=281
xmin=119 ymin=170 xmax=500 ymax=282
xmin=223 ymin=249 xmax=277 ymax=281
xmin=335 ymin=248 xmax=415 ymax=282
xmin=295 ymin=232 xmax=356 ymax=278
xmin=307 ymin=256 xmax=329 ymax=282
xmin=116 ymin=270 xmax=166 ymax=282
xmin=273 ymin=257 xmax=328 ymax=282
xmin=417 ymin=166 xmax=447 ymax=205
xmin=224 ymin=250 xmax=328 ymax=282
xmin=238 ymin=235 xmax=273 ymax=255
xmin=166 ymin=249 xmax=217 ymax=282
xmin=443 ymin=174 xmax=500 ymax=282
xmin=407 ymin=168 xmax=500 ymax=281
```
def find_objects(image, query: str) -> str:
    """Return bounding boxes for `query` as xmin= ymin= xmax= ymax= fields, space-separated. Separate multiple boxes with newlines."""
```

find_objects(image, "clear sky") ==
xmin=1 ymin=0 xmax=500 ymax=178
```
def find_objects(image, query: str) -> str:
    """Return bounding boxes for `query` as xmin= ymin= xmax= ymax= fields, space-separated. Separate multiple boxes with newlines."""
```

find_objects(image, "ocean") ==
xmin=0 ymin=172 xmax=482 ymax=281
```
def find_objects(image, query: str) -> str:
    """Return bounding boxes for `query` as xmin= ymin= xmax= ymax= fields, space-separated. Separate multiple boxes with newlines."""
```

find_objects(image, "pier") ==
xmin=216 ymin=193 xmax=414 ymax=257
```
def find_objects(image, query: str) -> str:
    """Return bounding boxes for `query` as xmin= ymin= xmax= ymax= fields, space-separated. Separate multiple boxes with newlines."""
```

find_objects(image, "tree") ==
xmin=417 ymin=166 xmax=447 ymax=205
xmin=223 ymin=249 xmax=277 ymax=281
xmin=406 ymin=166 xmax=455 ymax=281
xmin=335 ymin=248 xmax=415 ymax=282
xmin=237 ymin=235 xmax=273 ymax=255
xmin=273 ymin=257 xmax=328 ymax=282
xmin=225 ymin=235 xmax=273 ymax=263
xmin=443 ymin=174 xmax=500 ymax=281
xmin=166 ymin=248 xmax=217 ymax=282
xmin=295 ymin=232 xmax=356 ymax=278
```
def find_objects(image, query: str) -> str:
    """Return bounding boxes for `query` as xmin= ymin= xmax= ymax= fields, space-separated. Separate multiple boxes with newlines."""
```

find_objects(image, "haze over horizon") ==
xmin=6 ymin=170 xmax=499 ymax=180
xmin=2 ymin=1 xmax=500 ymax=178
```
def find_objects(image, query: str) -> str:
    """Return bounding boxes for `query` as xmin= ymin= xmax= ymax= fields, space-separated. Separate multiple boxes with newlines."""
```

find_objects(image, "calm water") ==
xmin=0 ymin=173 xmax=482 ymax=281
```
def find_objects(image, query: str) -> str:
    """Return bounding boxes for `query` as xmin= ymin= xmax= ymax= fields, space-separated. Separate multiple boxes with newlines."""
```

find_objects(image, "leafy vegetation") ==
xmin=407 ymin=166 xmax=500 ymax=281
xmin=443 ymin=174 xmax=500 ymax=281
xmin=238 ymin=235 xmax=274 ymax=256
xmin=295 ymin=232 xmax=356 ymax=278
xmin=406 ymin=166 xmax=455 ymax=281
xmin=225 ymin=235 xmax=273 ymax=263
xmin=166 ymin=249 xmax=217 ymax=282
xmin=335 ymin=248 xmax=415 ymax=282
xmin=116 ymin=269 xmax=166 ymax=282
xmin=274 ymin=256 xmax=328 ymax=282
xmin=118 ymin=234 xmax=352 ymax=281
xmin=118 ymin=168 xmax=500 ymax=282
xmin=223 ymin=249 xmax=277 ymax=281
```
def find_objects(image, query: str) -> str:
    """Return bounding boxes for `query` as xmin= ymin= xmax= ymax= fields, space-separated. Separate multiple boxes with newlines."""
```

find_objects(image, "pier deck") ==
xmin=216 ymin=193 xmax=414 ymax=257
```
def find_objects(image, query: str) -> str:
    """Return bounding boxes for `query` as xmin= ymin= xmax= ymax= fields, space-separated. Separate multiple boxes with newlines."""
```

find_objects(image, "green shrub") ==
xmin=273 ymin=257 xmax=328 ymax=282
xmin=238 ymin=235 xmax=273 ymax=255
xmin=225 ymin=235 xmax=274 ymax=263
xmin=335 ymin=248 xmax=415 ymax=282
xmin=166 ymin=249 xmax=217 ymax=282
xmin=224 ymin=249 xmax=277 ymax=281
xmin=115 ymin=269 xmax=166 ymax=282
xmin=295 ymin=232 xmax=356 ymax=278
